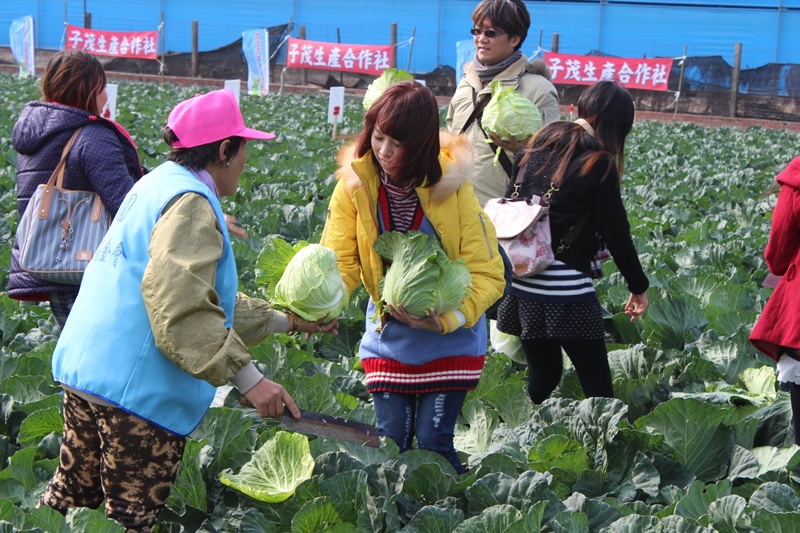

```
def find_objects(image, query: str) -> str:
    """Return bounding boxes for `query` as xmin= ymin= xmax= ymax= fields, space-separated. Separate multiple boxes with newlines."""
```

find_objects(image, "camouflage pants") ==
xmin=39 ymin=390 xmax=186 ymax=532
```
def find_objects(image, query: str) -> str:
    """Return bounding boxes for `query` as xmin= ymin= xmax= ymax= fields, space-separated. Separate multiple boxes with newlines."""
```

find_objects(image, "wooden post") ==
xmin=730 ymin=42 xmax=742 ymax=118
xmin=84 ymin=12 xmax=91 ymax=29
xmin=673 ymin=45 xmax=687 ymax=119
xmin=551 ymin=33 xmax=559 ymax=53
xmin=299 ymin=26 xmax=307 ymax=86
xmin=191 ymin=20 xmax=199 ymax=78
xmin=390 ymin=23 xmax=397 ymax=68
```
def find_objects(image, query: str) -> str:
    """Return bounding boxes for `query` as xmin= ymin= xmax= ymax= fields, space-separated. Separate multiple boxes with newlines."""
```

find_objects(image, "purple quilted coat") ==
xmin=9 ymin=101 xmax=143 ymax=301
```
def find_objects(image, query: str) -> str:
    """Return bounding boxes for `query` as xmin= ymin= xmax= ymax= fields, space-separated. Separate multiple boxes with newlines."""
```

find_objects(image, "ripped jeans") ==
xmin=372 ymin=390 xmax=467 ymax=474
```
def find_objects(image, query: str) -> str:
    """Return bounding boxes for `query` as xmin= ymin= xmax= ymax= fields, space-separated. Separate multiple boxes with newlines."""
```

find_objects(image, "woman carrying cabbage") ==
xmin=321 ymin=81 xmax=506 ymax=474
xmin=446 ymin=0 xmax=560 ymax=207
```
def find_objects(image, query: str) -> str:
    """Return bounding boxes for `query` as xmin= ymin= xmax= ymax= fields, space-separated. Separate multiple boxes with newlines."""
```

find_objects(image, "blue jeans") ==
xmin=372 ymin=390 xmax=467 ymax=474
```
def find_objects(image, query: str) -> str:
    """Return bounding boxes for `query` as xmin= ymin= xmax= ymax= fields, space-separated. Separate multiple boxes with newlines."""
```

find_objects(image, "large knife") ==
xmin=280 ymin=407 xmax=381 ymax=448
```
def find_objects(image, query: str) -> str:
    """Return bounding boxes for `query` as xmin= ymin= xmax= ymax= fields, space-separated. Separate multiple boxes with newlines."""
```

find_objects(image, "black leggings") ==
xmin=520 ymin=337 xmax=613 ymax=404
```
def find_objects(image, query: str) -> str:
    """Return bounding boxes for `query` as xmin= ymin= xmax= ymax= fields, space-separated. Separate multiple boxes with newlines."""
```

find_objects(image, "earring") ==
xmin=225 ymin=161 xmax=230 ymax=167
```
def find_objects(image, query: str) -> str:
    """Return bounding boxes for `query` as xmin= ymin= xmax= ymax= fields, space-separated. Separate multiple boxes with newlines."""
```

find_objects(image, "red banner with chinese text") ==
xmin=544 ymin=52 xmax=673 ymax=92
xmin=286 ymin=37 xmax=393 ymax=76
xmin=65 ymin=24 xmax=159 ymax=60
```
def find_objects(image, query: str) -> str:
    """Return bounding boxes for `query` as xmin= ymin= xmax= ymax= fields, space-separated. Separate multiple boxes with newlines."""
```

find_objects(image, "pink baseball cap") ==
xmin=166 ymin=89 xmax=275 ymax=148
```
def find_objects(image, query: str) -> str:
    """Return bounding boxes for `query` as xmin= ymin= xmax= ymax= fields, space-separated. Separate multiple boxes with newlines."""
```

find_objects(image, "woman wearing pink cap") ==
xmin=39 ymin=89 xmax=338 ymax=531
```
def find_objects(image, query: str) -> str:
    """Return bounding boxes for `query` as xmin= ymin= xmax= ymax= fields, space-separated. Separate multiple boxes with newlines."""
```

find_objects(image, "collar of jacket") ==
xmin=335 ymin=130 xmax=473 ymax=206
xmin=464 ymin=54 xmax=529 ymax=95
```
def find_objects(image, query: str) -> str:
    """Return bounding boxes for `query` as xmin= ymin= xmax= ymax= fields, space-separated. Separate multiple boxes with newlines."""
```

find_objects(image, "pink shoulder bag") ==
xmin=483 ymin=158 xmax=588 ymax=278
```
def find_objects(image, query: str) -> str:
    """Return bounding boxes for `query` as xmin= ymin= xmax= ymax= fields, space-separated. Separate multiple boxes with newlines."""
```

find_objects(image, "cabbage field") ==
xmin=1 ymin=72 xmax=800 ymax=532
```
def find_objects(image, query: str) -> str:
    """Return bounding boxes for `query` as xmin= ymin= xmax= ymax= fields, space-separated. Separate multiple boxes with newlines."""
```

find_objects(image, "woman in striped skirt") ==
xmin=496 ymin=81 xmax=650 ymax=404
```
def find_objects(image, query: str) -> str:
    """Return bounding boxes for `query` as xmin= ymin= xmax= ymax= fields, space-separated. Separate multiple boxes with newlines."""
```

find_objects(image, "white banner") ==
xmin=242 ymin=29 xmax=270 ymax=96
xmin=9 ymin=15 xmax=35 ymax=78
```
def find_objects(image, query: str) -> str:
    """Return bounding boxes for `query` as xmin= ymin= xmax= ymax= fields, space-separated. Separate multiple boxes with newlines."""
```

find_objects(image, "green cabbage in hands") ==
xmin=257 ymin=238 xmax=348 ymax=321
xmin=374 ymin=231 xmax=471 ymax=318
xmin=219 ymin=431 xmax=314 ymax=503
xmin=480 ymin=79 xmax=542 ymax=164
xmin=363 ymin=68 xmax=414 ymax=110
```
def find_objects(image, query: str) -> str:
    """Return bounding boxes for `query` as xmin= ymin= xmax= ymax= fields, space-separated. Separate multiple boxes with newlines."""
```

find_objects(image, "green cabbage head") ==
xmin=481 ymin=79 xmax=542 ymax=163
xmin=374 ymin=231 xmax=472 ymax=318
xmin=219 ymin=431 xmax=314 ymax=503
xmin=256 ymin=238 xmax=348 ymax=321
xmin=363 ymin=68 xmax=414 ymax=110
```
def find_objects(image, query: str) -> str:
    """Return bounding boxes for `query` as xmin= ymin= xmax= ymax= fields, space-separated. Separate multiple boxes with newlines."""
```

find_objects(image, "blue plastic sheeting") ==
xmin=606 ymin=0 xmax=781 ymax=6
xmin=1 ymin=0 xmax=798 ymax=73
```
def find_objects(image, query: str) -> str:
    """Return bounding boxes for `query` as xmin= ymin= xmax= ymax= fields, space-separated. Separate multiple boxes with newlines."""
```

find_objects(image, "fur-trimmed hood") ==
xmin=335 ymin=129 xmax=473 ymax=205
xmin=527 ymin=58 xmax=552 ymax=81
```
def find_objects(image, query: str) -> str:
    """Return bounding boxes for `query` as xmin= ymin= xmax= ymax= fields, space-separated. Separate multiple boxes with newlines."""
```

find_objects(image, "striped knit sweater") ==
xmin=361 ymin=354 xmax=485 ymax=394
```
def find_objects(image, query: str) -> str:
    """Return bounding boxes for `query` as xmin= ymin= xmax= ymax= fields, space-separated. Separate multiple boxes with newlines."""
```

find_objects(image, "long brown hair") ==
xmin=519 ymin=80 xmax=635 ymax=186
xmin=355 ymin=81 xmax=442 ymax=187
xmin=42 ymin=50 xmax=107 ymax=115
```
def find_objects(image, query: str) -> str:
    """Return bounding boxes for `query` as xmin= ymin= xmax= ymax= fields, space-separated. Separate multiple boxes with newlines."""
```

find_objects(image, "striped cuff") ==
xmin=439 ymin=310 xmax=466 ymax=334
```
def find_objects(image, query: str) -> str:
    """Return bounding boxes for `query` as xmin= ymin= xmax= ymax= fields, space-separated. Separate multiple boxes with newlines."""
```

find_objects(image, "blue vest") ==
xmin=359 ymin=209 xmax=487 ymax=365
xmin=52 ymin=161 xmax=238 ymax=436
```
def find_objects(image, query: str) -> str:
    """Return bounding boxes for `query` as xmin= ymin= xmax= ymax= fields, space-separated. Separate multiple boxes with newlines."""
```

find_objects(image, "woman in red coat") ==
xmin=750 ymin=156 xmax=800 ymax=445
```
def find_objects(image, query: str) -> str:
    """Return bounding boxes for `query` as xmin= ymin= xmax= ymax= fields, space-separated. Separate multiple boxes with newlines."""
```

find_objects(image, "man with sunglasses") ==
xmin=447 ymin=0 xmax=559 ymax=207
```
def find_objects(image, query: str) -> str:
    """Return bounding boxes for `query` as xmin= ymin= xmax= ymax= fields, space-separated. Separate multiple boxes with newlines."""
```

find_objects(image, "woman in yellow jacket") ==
xmin=322 ymin=81 xmax=505 ymax=473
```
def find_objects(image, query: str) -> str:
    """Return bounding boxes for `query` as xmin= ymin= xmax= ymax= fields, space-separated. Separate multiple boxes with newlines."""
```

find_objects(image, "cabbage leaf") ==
xmin=374 ymin=231 xmax=471 ymax=318
xmin=219 ymin=431 xmax=314 ymax=503
xmin=255 ymin=236 xmax=308 ymax=297
xmin=363 ymin=68 xmax=414 ymax=110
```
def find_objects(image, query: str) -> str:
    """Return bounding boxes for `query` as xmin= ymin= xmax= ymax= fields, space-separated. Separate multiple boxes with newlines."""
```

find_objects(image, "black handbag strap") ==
xmin=460 ymin=92 xmax=514 ymax=178
xmin=559 ymin=213 xmax=591 ymax=252
xmin=512 ymin=155 xmax=585 ymax=200
xmin=459 ymin=93 xmax=491 ymax=136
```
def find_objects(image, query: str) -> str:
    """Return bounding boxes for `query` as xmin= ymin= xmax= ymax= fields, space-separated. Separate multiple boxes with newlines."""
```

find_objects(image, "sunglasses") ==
xmin=470 ymin=28 xmax=506 ymax=38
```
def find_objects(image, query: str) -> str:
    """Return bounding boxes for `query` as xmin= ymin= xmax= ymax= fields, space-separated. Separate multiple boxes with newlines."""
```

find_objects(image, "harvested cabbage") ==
xmin=219 ymin=431 xmax=314 ymax=503
xmin=480 ymin=79 xmax=542 ymax=164
xmin=489 ymin=320 xmax=526 ymax=365
xmin=374 ymin=231 xmax=471 ymax=318
xmin=256 ymin=238 xmax=348 ymax=321
xmin=363 ymin=68 xmax=414 ymax=110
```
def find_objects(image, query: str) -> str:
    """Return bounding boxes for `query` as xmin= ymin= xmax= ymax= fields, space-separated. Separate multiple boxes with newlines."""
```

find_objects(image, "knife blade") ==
xmin=280 ymin=407 xmax=381 ymax=448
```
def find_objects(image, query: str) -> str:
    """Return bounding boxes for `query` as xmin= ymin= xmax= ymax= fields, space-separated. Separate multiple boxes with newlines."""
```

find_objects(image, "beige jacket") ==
xmin=446 ymin=55 xmax=560 ymax=207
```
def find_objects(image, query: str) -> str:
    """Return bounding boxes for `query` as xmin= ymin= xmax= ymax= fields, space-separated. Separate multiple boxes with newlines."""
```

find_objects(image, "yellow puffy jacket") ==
xmin=321 ymin=131 xmax=506 ymax=329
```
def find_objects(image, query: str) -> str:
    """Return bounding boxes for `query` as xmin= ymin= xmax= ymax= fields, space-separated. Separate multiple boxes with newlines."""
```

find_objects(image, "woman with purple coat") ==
xmin=10 ymin=50 xmax=143 ymax=325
